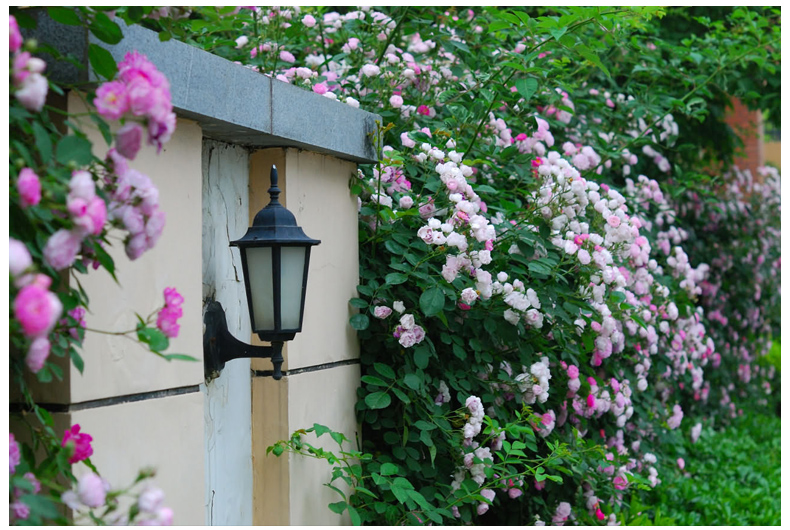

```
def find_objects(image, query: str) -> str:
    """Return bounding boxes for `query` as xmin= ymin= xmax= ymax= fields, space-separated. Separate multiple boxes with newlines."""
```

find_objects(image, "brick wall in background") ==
xmin=724 ymin=97 xmax=765 ymax=178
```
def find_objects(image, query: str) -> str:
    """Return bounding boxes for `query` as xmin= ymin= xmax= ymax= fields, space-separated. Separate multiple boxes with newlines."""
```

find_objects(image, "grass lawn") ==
xmin=627 ymin=410 xmax=781 ymax=525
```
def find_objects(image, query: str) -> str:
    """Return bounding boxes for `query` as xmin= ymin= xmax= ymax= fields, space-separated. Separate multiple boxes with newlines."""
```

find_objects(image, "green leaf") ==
xmin=403 ymin=373 xmax=422 ymax=390
xmin=515 ymin=78 xmax=538 ymax=102
xmin=385 ymin=272 xmax=408 ymax=285
xmin=373 ymin=363 xmax=396 ymax=380
xmin=55 ymin=135 xmax=93 ymax=165
xmin=93 ymin=241 xmax=118 ymax=283
xmin=21 ymin=494 xmax=60 ymax=519
xmin=70 ymin=348 xmax=85 ymax=374
xmin=528 ymin=261 xmax=552 ymax=276
xmin=350 ymin=313 xmax=370 ymax=331
xmin=136 ymin=326 xmax=169 ymax=353
xmin=380 ymin=462 xmax=398 ymax=475
xmin=391 ymin=387 xmax=410 ymax=404
xmin=348 ymin=505 xmax=362 ymax=526
xmin=361 ymin=375 xmax=387 ymax=387
xmin=32 ymin=122 xmax=53 ymax=164
xmin=349 ymin=297 xmax=368 ymax=309
xmin=88 ymin=43 xmax=118 ymax=80
xmin=161 ymin=353 xmax=199 ymax=362
xmin=47 ymin=7 xmax=83 ymax=26
xmin=420 ymin=287 xmax=445 ymax=317
xmin=328 ymin=501 xmax=347 ymax=515
xmin=89 ymin=12 xmax=124 ymax=44
xmin=414 ymin=346 xmax=430 ymax=369
xmin=364 ymin=391 xmax=391 ymax=409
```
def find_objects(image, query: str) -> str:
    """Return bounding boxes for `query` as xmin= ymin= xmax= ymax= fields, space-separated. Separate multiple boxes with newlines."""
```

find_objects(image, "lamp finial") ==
xmin=268 ymin=165 xmax=281 ymax=205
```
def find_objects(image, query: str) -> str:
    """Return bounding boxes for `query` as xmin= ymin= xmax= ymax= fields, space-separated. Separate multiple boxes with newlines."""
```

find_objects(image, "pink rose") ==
xmin=76 ymin=472 xmax=106 ymax=508
xmin=25 ymin=337 xmax=50 ymax=373
xmin=302 ymin=14 xmax=316 ymax=27
xmin=69 ymin=170 xmax=96 ymax=201
xmin=116 ymin=122 xmax=144 ymax=160
xmin=145 ymin=210 xmax=166 ymax=248
xmin=13 ymin=283 xmax=62 ymax=338
xmin=62 ymin=424 xmax=94 ymax=464
xmin=312 ymin=82 xmax=328 ymax=95
xmin=94 ymin=81 xmax=129 ymax=120
xmin=10 ymin=501 xmax=29 ymax=521
xmin=400 ymin=132 xmax=416 ymax=148
xmin=373 ymin=306 xmax=392 ymax=319
xmin=15 ymin=73 xmax=48 ymax=112
xmin=279 ymin=50 xmax=296 ymax=63
xmin=607 ymin=215 xmax=621 ymax=228
xmin=10 ymin=433 xmax=21 ymax=474
xmin=10 ymin=15 xmax=22 ymax=53
xmin=17 ymin=168 xmax=41 ymax=208
xmin=85 ymin=196 xmax=108 ymax=236
xmin=125 ymin=232 xmax=148 ymax=260
xmin=613 ymin=475 xmax=628 ymax=490
xmin=9 ymin=239 xmax=32 ymax=277
xmin=567 ymin=365 xmax=579 ymax=379
xmin=360 ymin=64 xmax=380 ymax=77
xmin=43 ymin=229 xmax=83 ymax=270
xmin=138 ymin=486 xmax=165 ymax=513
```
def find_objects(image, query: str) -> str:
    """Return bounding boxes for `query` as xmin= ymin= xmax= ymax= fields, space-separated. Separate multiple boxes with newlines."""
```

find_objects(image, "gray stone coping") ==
xmin=23 ymin=10 xmax=380 ymax=164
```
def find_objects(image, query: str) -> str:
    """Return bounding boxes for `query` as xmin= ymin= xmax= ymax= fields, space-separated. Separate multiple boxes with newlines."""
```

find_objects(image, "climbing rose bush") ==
xmin=9 ymin=11 xmax=188 ymax=525
xmin=107 ymin=5 xmax=784 ymax=525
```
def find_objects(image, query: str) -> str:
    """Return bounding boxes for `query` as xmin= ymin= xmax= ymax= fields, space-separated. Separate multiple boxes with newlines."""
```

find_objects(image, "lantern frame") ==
xmin=203 ymin=166 xmax=320 ymax=381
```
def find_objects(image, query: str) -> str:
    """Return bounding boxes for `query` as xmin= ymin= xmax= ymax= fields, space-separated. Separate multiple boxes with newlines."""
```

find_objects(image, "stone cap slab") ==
xmin=23 ymin=10 xmax=380 ymax=164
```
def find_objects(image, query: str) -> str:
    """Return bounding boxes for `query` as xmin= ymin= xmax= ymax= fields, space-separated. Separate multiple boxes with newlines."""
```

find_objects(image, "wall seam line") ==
xmin=252 ymin=358 xmax=360 ymax=379
xmin=9 ymin=384 xmax=202 ymax=414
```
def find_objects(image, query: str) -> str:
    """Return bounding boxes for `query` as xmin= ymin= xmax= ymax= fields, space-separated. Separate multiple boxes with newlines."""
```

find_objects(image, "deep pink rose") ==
xmin=10 ymin=433 xmax=21 ymax=474
xmin=26 ymin=337 xmax=50 ymax=373
xmin=10 ymin=15 xmax=22 ymax=53
xmin=62 ymin=424 xmax=94 ymax=464
xmin=13 ymin=283 xmax=62 ymax=338
xmin=613 ymin=475 xmax=628 ymax=490
xmin=163 ymin=287 xmax=184 ymax=308
xmin=157 ymin=305 xmax=183 ymax=338
xmin=17 ymin=168 xmax=42 ymax=208
xmin=116 ymin=122 xmax=144 ymax=160
xmin=94 ymin=81 xmax=129 ymax=120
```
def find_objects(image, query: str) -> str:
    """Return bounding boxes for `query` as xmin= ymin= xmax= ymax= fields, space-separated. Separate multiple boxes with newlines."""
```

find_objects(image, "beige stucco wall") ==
xmin=249 ymin=148 xmax=361 ymax=525
xmin=71 ymin=392 xmax=205 ymax=525
xmin=53 ymin=93 xmax=206 ymax=524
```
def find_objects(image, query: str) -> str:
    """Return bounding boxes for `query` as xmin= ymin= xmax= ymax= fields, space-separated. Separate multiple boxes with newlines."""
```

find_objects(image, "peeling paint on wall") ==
xmin=202 ymin=140 xmax=253 ymax=525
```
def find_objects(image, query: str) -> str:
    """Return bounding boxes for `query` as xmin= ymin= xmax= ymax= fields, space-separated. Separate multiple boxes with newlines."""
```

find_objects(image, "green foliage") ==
xmin=624 ymin=412 xmax=781 ymax=525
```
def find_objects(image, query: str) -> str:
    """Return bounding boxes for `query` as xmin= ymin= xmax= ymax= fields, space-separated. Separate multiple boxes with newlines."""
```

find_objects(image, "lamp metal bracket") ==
xmin=203 ymin=300 xmax=284 ymax=383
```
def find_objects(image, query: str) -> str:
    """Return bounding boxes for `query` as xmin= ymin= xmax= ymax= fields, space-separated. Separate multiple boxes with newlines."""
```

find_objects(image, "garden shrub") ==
xmin=146 ymin=5 xmax=780 ymax=525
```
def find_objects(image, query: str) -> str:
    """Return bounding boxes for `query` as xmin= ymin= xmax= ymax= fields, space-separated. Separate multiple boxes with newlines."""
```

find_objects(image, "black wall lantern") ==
xmin=204 ymin=166 xmax=320 ymax=381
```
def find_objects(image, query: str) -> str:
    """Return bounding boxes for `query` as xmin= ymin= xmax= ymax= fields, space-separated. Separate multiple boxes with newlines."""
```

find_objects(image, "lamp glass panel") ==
xmin=245 ymin=246 xmax=275 ymax=331
xmin=280 ymin=246 xmax=307 ymax=330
